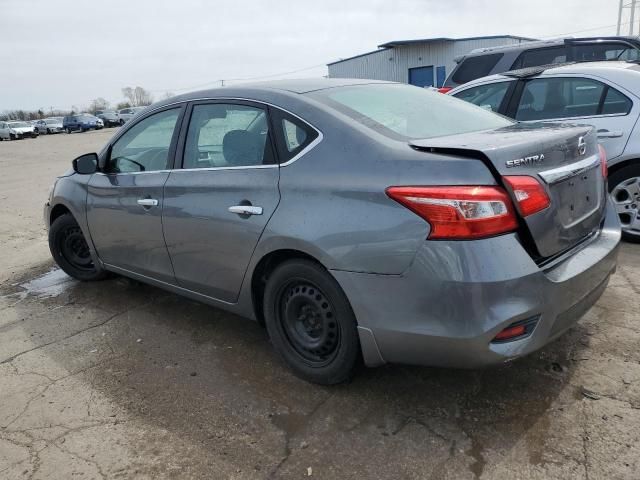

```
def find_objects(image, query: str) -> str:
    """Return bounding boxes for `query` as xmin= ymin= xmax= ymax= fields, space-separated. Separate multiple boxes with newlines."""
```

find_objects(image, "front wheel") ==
xmin=49 ymin=213 xmax=108 ymax=281
xmin=263 ymin=259 xmax=360 ymax=384
xmin=66 ymin=128 xmax=72 ymax=134
xmin=609 ymin=164 xmax=640 ymax=242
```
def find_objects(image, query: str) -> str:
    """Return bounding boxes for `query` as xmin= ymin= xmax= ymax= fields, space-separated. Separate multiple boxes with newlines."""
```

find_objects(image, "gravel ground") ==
xmin=0 ymin=130 xmax=639 ymax=479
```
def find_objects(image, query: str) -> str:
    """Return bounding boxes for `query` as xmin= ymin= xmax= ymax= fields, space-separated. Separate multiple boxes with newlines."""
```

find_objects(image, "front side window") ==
xmin=453 ymin=81 xmax=513 ymax=112
xmin=515 ymin=77 xmax=617 ymax=121
xmin=106 ymin=108 xmax=180 ymax=173
xmin=310 ymin=83 xmax=513 ymax=140
xmin=573 ymin=43 xmax=640 ymax=62
xmin=512 ymin=46 xmax=568 ymax=69
xmin=183 ymin=103 xmax=271 ymax=169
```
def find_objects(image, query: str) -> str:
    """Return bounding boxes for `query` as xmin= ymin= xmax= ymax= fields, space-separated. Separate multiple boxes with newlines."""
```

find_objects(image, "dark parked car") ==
xmin=62 ymin=115 xmax=99 ymax=133
xmin=44 ymin=79 xmax=620 ymax=384
xmin=95 ymin=110 xmax=120 ymax=127
xmin=443 ymin=36 xmax=640 ymax=90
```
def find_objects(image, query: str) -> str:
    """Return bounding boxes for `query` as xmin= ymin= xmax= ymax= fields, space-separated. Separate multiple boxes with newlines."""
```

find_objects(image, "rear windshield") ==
xmin=451 ymin=53 xmax=504 ymax=84
xmin=309 ymin=83 xmax=513 ymax=140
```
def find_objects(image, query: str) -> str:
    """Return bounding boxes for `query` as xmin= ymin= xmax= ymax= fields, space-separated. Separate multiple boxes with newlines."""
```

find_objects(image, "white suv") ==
xmin=116 ymin=107 xmax=146 ymax=125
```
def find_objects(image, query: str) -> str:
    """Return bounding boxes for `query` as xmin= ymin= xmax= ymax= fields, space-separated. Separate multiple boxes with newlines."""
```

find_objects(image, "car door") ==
xmin=0 ymin=122 xmax=7 ymax=139
xmin=86 ymin=105 xmax=185 ymax=283
xmin=162 ymin=100 xmax=280 ymax=303
xmin=512 ymin=76 xmax=636 ymax=159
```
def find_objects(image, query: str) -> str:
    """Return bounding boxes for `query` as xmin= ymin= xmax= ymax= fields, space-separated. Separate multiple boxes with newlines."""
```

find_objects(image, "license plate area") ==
xmin=551 ymin=166 xmax=601 ymax=228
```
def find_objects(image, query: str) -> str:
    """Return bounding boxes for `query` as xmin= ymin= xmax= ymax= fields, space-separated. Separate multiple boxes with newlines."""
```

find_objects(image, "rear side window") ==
xmin=310 ymin=83 xmax=513 ymax=140
xmin=453 ymin=81 xmax=513 ymax=112
xmin=515 ymin=77 xmax=630 ymax=121
xmin=182 ymin=103 xmax=273 ymax=169
xmin=451 ymin=53 xmax=504 ymax=84
xmin=512 ymin=46 xmax=568 ymax=69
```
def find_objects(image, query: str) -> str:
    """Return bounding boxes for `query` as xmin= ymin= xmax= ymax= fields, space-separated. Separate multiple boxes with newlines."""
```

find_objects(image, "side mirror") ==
xmin=72 ymin=153 xmax=99 ymax=174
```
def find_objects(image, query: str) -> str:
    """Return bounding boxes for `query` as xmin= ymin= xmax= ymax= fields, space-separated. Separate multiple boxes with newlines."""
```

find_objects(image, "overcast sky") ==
xmin=0 ymin=0 xmax=622 ymax=111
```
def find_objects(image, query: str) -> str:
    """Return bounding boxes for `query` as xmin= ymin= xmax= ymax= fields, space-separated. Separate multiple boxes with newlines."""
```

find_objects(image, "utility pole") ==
xmin=618 ymin=1 xmax=640 ymax=36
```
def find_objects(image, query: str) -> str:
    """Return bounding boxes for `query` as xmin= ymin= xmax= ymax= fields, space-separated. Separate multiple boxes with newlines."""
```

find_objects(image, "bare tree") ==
xmin=89 ymin=98 xmax=110 ymax=114
xmin=121 ymin=86 xmax=154 ymax=107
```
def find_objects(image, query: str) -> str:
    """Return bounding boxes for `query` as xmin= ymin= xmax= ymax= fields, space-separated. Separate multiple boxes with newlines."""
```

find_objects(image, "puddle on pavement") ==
xmin=17 ymin=268 xmax=76 ymax=299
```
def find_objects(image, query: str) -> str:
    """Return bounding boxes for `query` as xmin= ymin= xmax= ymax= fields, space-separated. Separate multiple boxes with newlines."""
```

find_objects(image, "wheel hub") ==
xmin=611 ymin=176 xmax=640 ymax=235
xmin=60 ymin=226 xmax=93 ymax=271
xmin=279 ymin=282 xmax=339 ymax=364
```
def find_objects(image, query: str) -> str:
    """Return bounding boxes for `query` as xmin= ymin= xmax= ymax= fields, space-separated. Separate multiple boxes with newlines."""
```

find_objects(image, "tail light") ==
xmin=386 ymin=186 xmax=518 ymax=239
xmin=503 ymin=176 xmax=550 ymax=217
xmin=598 ymin=144 xmax=608 ymax=179
xmin=437 ymin=87 xmax=453 ymax=94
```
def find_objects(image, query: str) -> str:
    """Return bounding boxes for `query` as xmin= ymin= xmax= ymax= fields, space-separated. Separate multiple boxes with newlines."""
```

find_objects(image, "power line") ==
xmin=149 ymin=62 xmax=327 ymax=94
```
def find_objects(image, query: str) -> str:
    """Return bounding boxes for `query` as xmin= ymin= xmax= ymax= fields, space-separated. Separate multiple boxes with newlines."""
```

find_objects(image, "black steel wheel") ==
xmin=264 ymin=259 xmax=360 ymax=384
xmin=279 ymin=280 xmax=341 ymax=365
xmin=49 ymin=213 xmax=108 ymax=281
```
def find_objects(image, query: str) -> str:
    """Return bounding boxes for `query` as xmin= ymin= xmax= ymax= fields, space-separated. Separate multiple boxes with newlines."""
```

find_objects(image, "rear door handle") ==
xmin=597 ymin=129 xmax=624 ymax=138
xmin=228 ymin=205 xmax=263 ymax=216
xmin=137 ymin=198 xmax=159 ymax=207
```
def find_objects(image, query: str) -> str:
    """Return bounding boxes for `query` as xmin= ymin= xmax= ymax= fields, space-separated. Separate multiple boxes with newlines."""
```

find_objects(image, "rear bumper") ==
xmin=332 ymin=197 xmax=621 ymax=368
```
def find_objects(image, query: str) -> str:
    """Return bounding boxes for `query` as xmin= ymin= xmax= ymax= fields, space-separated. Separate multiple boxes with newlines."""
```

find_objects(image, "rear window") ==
xmin=309 ymin=83 xmax=513 ymax=140
xmin=451 ymin=53 xmax=504 ymax=84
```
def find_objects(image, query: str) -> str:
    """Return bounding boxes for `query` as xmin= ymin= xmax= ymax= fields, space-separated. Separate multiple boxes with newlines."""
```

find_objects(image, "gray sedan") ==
xmin=44 ymin=79 xmax=620 ymax=384
xmin=449 ymin=60 xmax=640 ymax=241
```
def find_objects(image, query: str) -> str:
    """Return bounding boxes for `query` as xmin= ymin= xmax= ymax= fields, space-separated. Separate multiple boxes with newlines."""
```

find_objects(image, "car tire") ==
xmin=47 ymin=128 xmax=52 ymax=134
xmin=48 ymin=213 xmax=109 ymax=281
xmin=119 ymin=119 xmax=125 ymax=126
xmin=66 ymin=128 xmax=72 ymax=134
xmin=263 ymin=259 xmax=361 ymax=385
xmin=609 ymin=164 xmax=640 ymax=242
xmin=35 ymin=128 xmax=40 ymax=134
xmin=9 ymin=133 xmax=15 ymax=140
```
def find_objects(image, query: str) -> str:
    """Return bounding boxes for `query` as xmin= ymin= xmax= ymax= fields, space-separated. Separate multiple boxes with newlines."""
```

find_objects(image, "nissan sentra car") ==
xmin=44 ymin=79 xmax=621 ymax=384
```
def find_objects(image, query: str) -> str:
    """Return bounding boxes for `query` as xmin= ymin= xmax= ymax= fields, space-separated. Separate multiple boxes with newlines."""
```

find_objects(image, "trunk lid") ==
xmin=410 ymin=123 xmax=606 ymax=258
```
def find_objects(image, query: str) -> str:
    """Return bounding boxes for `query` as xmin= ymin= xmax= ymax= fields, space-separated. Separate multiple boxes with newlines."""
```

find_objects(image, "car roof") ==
xmin=452 ymin=60 xmax=640 ymax=91
xmin=150 ymin=78 xmax=394 ymax=108
xmin=464 ymin=35 xmax=640 ymax=57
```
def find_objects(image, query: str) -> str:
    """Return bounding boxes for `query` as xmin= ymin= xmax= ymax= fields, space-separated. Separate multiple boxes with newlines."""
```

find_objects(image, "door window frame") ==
xmin=98 ymin=103 xmax=187 ymax=175
xmin=508 ymin=75 xmax=634 ymax=121
xmin=452 ymin=79 xmax=517 ymax=115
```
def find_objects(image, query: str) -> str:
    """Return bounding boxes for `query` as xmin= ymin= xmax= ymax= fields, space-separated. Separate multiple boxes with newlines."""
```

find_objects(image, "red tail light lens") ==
xmin=437 ymin=87 xmax=453 ymax=94
xmin=503 ymin=176 xmax=550 ymax=217
xmin=493 ymin=324 xmax=526 ymax=341
xmin=386 ymin=186 xmax=518 ymax=239
xmin=598 ymin=144 xmax=608 ymax=179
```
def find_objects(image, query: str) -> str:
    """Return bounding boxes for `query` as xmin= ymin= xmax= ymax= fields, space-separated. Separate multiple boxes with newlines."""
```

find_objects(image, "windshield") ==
xmin=45 ymin=119 xmax=59 ymax=124
xmin=310 ymin=83 xmax=513 ymax=140
xmin=9 ymin=122 xmax=29 ymax=128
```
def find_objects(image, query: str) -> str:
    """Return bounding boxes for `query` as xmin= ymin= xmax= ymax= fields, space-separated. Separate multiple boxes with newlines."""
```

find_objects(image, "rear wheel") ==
xmin=9 ymin=133 xmax=15 ymax=140
xmin=49 ymin=213 xmax=108 ymax=281
xmin=66 ymin=127 xmax=72 ymax=134
xmin=609 ymin=164 xmax=640 ymax=242
xmin=263 ymin=259 xmax=360 ymax=384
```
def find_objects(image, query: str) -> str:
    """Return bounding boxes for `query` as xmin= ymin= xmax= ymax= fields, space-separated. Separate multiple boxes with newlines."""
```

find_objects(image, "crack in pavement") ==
xmin=0 ymin=300 xmax=152 ymax=366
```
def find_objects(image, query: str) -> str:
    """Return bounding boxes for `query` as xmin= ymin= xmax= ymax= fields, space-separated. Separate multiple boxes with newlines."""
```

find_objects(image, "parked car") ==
xmin=0 ymin=121 xmax=38 ymax=140
xmin=116 ymin=106 xmax=146 ymax=125
xmin=62 ymin=115 xmax=100 ymax=133
xmin=44 ymin=80 xmax=620 ymax=384
xmin=96 ymin=110 xmax=120 ymax=127
xmin=443 ymin=36 xmax=640 ymax=91
xmin=34 ymin=118 xmax=64 ymax=134
xmin=449 ymin=61 xmax=640 ymax=241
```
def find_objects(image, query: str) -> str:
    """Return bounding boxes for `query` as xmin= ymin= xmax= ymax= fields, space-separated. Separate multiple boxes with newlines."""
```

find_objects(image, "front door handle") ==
xmin=228 ymin=205 xmax=263 ymax=216
xmin=597 ymin=129 xmax=624 ymax=138
xmin=137 ymin=198 xmax=159 ymax=207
